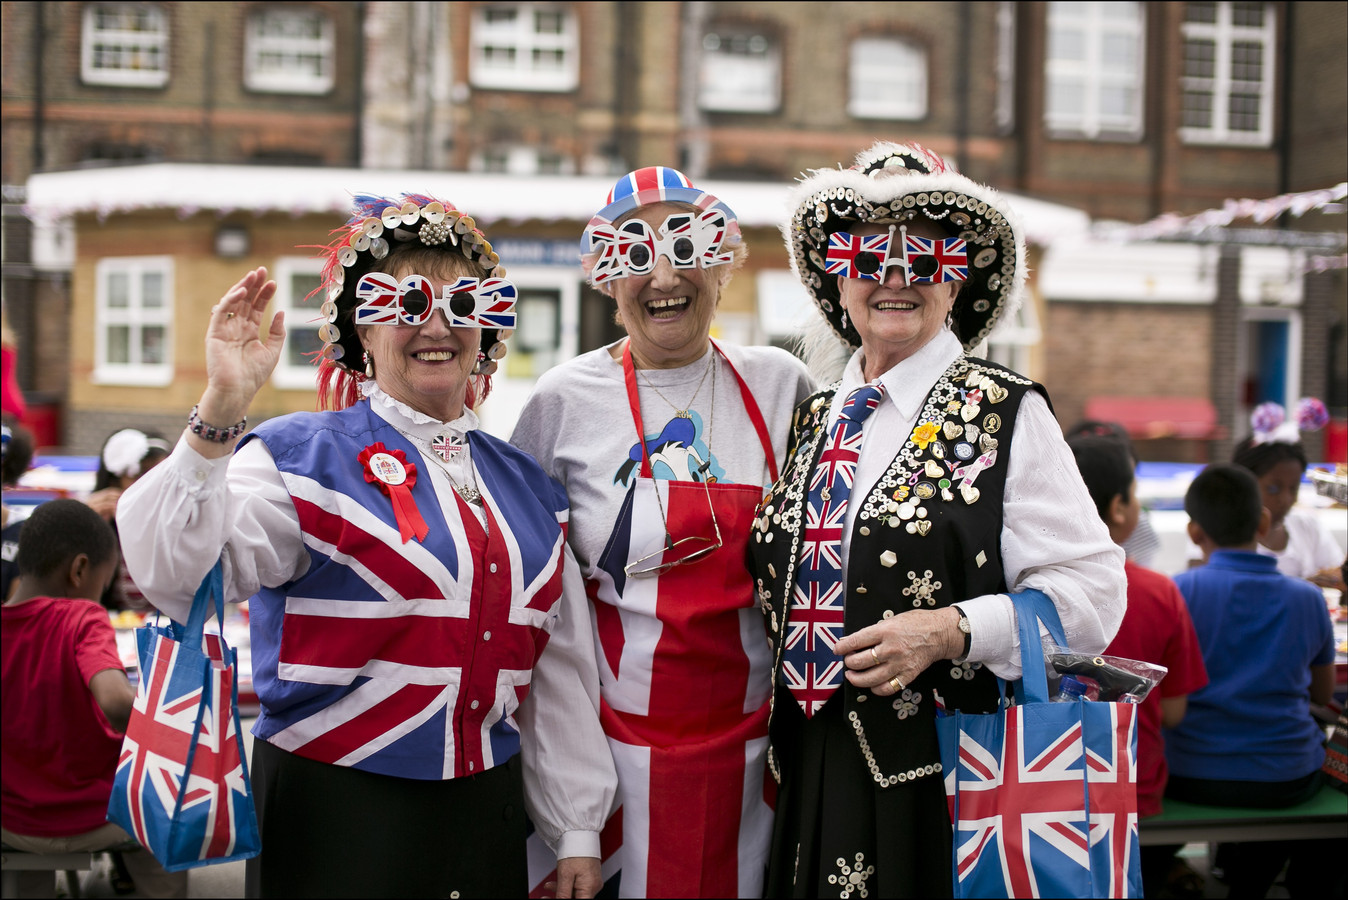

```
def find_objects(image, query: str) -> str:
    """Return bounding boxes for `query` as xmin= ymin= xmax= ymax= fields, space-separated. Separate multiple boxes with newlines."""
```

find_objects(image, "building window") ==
xmin=1044 ymin=1 xmax=1145 ymax=139
xmin=271 ymin=257 xmax=326 ymax=391
xmin=985 ymin=294 xmax=1042 ymax=377
xmin=94 ymin=256 xmax=172 ymax=385
xmin=244 ymin=7 xmax=335 ymax=95
xmin=848 ymin=37 xmax=928 ymax=120
xmin=470 ymin=145 xmax=573 ymax=175
xmin=81 ymin=3 xmax=170 ymax=88
xmin=470 ymin=3 xmax=579 ymax=92
xmin=1180 ymin=1 xmax=1274 ymax=145
xmin=699 ymin=29 xmax=780 ymax=113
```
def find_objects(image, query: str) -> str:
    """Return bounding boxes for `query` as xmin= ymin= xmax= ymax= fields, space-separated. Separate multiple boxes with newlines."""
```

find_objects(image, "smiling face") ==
xmin=837 ymin=219 xmax=962 ymax=380
xmin=355 ymin=258 xmax=481 ymax=422
xmin=1256 ymin=457 xmax=1304 ymax=529
xmin=605 ymin=202 xmax=726 ymax=369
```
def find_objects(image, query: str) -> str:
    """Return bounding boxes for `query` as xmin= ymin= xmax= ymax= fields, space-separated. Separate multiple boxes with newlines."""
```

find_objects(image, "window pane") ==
xmin=1228 ymin=92 xmax=1261 ymax=131
xmin=1185 ymin=2 xmax=1218 ymax=24
xmin=107 ymin=325 xmax=130 ymax=364
xmin=290 ymin=273 xmax=320 ymax=304
xmin=484 ymin=7 xmax=517 ymax=25
xmin=1102 ymin=1 xmax=1140 ymax=21
xmin=1048 ymin=26 xmax=1086 ymax=62
xmin=287 ymin=327 xmax=323 ymax=368
xmin=1102 ymin=33 xmax=1137 ymax=69
xmin=1047 ymin=80 xmax=1085 ymax=118
xmin=1100 ymin=85 xmax=1135 ymax=117
xmin=1231 ymin=41 xmax=1263 ymax=83
xmin=142 ymin=270 xmax=163 ymax=308
xmin=1182 ymin=90 xmax=1214 ymax=127
xmin=535 ymin=10 xmax=563 ymax=34
xmin=107 ymin=271 xmax=129 ymax=308
xmin=1184 ymin=39 xmax=1216 ymax=78
xmin=141 ymin=325 xmax=165 ymax=365
xmin=1231 ymin=2 xmax=1265 ymax=27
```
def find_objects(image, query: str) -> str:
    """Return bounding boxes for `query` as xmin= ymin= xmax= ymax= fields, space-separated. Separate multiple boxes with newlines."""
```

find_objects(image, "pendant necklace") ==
xmin=419 ymin=432 xmax=483 ymax=505
xmin=638 ymin=350 xmax=715 ymax=419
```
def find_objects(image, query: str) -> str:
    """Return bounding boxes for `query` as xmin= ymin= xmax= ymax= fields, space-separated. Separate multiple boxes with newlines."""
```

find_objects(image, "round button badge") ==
xmin=368 ymin=452 xmax=407 ymax=486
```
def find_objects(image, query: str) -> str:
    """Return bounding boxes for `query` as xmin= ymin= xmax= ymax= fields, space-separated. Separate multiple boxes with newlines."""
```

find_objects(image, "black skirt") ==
xmin=245 ymin=739 xmax=527 ymax=899
xmin=766 ymin=692 xmax=954 ymax=899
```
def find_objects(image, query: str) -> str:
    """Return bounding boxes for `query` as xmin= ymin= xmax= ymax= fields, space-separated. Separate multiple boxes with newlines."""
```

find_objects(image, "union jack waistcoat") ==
xmin=752 ymin=356 xmax=1050 ymax=789
xmin=241 ymin=402 xmax=570 ymax=780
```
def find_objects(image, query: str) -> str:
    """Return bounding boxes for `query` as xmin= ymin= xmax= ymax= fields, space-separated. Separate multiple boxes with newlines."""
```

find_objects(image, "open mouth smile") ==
xmin=646 ymin=297 xmax=690 ymax=319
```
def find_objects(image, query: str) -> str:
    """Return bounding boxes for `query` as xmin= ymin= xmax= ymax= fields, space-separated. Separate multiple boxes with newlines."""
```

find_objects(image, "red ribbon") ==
xmin=358 ymin=442 xmax=430 ymax=544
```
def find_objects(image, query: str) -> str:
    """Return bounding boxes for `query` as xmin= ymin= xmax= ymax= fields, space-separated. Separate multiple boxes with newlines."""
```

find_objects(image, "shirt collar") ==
xmin=838 ymin=328 xmax=963 ymax=421
xmin=361 ymin=380 xmax=479 ymax=442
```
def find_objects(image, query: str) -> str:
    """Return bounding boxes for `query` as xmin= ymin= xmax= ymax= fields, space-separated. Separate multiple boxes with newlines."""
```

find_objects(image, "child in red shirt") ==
xmin=1 ymin=499 xmax=186 ymax=898
xmin=1067 ymin=435 xmax=1209 ymax=899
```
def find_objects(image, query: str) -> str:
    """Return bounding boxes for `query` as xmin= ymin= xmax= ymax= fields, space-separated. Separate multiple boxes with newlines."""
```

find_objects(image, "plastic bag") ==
xmin=1040 ymin=639 xmax=1167 ymax=703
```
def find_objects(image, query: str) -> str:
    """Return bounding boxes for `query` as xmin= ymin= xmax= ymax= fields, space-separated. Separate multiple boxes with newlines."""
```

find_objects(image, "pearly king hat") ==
xmin=783 ymin=141 xmax=1026 ymax=351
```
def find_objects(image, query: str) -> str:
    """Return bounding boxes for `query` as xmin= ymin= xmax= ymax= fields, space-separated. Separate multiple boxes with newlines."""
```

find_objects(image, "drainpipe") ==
xmin=32 ymin=1 xmax=45 ymax=172
xmin=1276 ymin=1 xmax=1294 ymax=204
xmin=678 ymin=1 xmax=710 ymax=178
xmin=354 ymin=2 xmax=366 ymax=167
xmin=956 ymin=1 xmax=971 ymax=167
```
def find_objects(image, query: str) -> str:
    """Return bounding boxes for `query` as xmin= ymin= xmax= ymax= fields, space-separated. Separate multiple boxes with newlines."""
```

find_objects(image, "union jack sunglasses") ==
xmin=589 ymin=210 xmax=734 ymax=285
xmin=352 ymin=273 xmax=518 ymax=329
xmin=824 ymin=224 xmax=969 ymax=284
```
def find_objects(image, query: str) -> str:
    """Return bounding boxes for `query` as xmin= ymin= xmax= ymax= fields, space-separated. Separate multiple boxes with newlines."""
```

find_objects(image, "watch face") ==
xmin=958 ymin=616 xmax=971 ymax=633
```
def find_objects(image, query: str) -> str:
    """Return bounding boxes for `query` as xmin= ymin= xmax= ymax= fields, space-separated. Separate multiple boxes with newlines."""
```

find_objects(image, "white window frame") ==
xmin=848 ymin=37 xmax=928 ymax=121
xmin=1179 ymin=1 xmax=1275 ymax=146
xmin=271 ymin=256 xmax=327 ymax=391
xmin=244 ymin=7 xmax=336 ymax=95
xmin=1043 ymin=1 xmax=1145 ymax=140
xmin=698 ymin=29 xmax=781 ymax=113
xmin=470 ymin=145 xmax=574 ymax=175
xmin=93 ymin=256 xmax=173 ymax=386
xmin=469 ymin=3 xmax=579 ymax=92
xmin=81 ymin=3 xmax=170 ymax=88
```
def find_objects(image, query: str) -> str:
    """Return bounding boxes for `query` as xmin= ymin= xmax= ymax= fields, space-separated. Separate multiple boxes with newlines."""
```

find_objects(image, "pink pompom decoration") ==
xmin=1296 ymin=396 xmax=1329 ymax=432
xmin=1249 ymin=402 xmax=1284 ymax=437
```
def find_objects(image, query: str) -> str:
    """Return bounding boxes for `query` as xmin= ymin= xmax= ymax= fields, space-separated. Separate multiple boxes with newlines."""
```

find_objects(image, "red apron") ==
xmin=587 ymin=340 xmax=778 ymax=898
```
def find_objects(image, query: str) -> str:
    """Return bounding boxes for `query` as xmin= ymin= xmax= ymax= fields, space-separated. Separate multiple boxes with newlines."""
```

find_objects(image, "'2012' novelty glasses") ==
xmin=351 ymin=274 xmax=518 ymax=329
xmin=825 ymin=224 xmax=968 ymax=284
xmin=589 ymin=210 xmax=735 ymax=284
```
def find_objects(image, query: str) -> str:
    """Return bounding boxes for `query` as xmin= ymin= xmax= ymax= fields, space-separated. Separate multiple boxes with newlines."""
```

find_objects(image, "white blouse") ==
xmin=830 ymin=329 xmax=1127 ymax=680
xmin=116 ymin=384 xmax=617 ymax=860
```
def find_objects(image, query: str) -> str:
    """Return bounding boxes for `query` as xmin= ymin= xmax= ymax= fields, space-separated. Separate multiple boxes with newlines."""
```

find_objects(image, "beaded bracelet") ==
xmin=188 ymin=405 xmax=248 ymax=443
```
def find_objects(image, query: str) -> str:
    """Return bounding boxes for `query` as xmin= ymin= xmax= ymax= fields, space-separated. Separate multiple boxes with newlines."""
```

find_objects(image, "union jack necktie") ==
xmin=784 ymin=381 xmax=886 ymax=717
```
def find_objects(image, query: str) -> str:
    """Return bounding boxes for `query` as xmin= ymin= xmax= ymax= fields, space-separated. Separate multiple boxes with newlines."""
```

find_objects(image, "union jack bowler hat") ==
xmin=582 ymin=166 xmax=741 ymax=256
xmin=783 ymin=141 xmax=1025 ymax=352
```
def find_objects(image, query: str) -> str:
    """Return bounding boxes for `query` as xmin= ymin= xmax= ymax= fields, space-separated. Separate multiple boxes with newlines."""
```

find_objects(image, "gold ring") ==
xmin=889 ymin=676 xmax=904 ymax=692
xmin=870 ymin=647 xmax=881 ymax=665
xmin=225 ymin=312 xmax=235 ymax=319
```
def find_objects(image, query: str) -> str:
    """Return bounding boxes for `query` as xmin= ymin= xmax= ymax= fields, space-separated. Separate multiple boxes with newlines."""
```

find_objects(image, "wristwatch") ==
xmin=954 ymin=606 xmax=972 ymax=659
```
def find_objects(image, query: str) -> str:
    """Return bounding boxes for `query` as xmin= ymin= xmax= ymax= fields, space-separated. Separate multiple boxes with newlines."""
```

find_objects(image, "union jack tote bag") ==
xmin=107 ymin=560 xmax=261 ymax=871
xmin=936 ymin=590 xmax=1142 ymax=899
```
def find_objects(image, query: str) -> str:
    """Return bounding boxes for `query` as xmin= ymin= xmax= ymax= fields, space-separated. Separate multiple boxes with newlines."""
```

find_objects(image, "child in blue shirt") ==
xmin=1167 ymin=464 xmax=1337 ymax=898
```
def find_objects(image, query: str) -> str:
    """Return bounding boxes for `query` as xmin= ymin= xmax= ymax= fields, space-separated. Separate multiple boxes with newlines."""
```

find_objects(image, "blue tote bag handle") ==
xmin=173 ymin=560 xmax=225 ymax=651
xmin=1010 ymin=588 xmax=1067 ymax=705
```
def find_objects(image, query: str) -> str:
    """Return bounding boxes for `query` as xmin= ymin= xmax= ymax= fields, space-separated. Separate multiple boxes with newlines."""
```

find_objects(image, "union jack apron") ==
xmin=587 ymin=341 xmax=778 ymax=898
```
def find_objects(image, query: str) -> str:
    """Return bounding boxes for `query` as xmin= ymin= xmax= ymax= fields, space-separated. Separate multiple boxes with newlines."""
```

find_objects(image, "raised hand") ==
xmin=198 ymin=268 xmax=285 ymax=428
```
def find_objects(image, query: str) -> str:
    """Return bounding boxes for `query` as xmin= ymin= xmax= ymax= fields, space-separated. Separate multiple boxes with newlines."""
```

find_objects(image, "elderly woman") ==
xmin=751 ymin=143 xmax=1126 ymax=897
xmin=511 ymin=168 xmax=814 ymax=898
xmin=117 ymin=194 xmax=616 ymax=898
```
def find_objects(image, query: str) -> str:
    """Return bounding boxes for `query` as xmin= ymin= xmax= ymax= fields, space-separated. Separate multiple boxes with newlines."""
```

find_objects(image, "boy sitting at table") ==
xmin=1 ymin=499 xmax=187 ymax=898
xmin=1067 ymin=434 xmax=1210 ymax=899
xmin=1167 ymin=464 xmax=1338 ymax=899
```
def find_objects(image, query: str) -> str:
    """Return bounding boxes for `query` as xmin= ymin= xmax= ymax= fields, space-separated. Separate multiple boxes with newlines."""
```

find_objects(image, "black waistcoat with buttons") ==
xmin=749 ymin=354 xmax=1050 ymax=791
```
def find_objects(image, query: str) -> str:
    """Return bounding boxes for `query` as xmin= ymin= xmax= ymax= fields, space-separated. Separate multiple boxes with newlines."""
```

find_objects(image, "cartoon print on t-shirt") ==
xmin=614 ymin=412 xmax=727 ymax=486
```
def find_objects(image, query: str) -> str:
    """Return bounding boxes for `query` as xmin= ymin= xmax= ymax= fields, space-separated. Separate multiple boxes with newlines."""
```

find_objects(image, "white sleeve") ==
xmin=956 ymin=392 xmax=1127 ymax=680
xmin=115 ymin=434 xmax=310 ymax=623
xmin=517 ymin=541 xmax=618 ymax=860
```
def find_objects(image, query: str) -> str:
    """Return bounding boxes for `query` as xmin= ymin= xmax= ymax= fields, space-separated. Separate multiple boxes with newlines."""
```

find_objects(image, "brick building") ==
xmin=6 ymin=1 xmax=1346 ymax=460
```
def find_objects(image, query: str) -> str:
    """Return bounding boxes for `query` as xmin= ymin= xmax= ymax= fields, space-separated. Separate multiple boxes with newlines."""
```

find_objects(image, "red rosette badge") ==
xmin=358 ymin=442 xmax=430 ymax=543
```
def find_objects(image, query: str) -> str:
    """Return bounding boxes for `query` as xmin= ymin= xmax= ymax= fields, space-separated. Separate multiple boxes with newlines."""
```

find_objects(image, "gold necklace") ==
xmin=638 ymin=351 xmax=715 ymax=419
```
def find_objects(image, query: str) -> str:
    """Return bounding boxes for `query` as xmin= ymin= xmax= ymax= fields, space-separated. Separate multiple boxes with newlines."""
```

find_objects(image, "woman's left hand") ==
xmin=547 ymin=857 xmax=602 ymax=899
xmin=835 ymin=607 xmax=965 ymax=696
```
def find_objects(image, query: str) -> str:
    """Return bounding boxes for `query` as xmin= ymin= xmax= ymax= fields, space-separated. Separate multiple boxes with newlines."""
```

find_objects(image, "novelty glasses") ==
xmin=623 ymin=465 xmax=723 ymax=578
xmin=825 ymin=224 xmax=968 ymax=284
xmin=353 ymin=273 xmax=518 ymax=329
xmin=589 ymin=210 xmax=735 ymax=285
